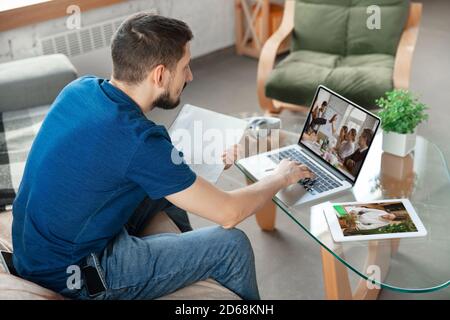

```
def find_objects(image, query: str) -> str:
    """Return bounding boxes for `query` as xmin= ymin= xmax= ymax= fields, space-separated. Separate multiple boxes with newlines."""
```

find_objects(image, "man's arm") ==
xmin=329 ymin=114 xmax=337 ymax=135
xmin=166 ymin=159 xmax=313 ymax=229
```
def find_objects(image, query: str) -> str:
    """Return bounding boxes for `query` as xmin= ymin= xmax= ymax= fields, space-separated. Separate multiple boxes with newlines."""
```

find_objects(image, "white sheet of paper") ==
xmin=168 ymin=104 xmax=248 ymax=184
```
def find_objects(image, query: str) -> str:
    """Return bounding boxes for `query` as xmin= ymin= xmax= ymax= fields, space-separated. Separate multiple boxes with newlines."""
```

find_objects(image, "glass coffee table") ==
xmin=219 ymin=116 xmax=450 ymax=300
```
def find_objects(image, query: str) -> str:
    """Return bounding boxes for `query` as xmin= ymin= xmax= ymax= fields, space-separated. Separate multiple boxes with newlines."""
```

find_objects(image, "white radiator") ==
xmin=39 ymin=10 xmax=157 ymax=78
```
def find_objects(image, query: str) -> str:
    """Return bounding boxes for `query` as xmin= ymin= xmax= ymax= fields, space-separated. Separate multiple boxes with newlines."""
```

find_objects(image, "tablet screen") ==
xmin=323 ymin=199 xmax=427 ymax=242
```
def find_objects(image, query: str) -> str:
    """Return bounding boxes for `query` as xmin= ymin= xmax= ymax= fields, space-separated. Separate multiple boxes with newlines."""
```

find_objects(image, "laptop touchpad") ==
xmin=276 ymin=183 xmax=308 ymax=207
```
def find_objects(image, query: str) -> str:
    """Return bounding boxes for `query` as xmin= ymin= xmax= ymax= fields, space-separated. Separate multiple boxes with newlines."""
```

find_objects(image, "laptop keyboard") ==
xmin=267 ymin=148 xmax=342 ymax=194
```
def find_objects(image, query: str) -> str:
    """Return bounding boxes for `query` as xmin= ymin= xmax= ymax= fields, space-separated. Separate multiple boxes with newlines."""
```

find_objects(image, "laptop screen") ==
xmin=299 ymin=86 xmax=380 ymax=183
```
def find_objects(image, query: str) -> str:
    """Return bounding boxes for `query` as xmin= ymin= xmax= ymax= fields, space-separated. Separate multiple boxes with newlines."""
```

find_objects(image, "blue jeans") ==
xmin=60 ymin=197 xmax=260 ymax=300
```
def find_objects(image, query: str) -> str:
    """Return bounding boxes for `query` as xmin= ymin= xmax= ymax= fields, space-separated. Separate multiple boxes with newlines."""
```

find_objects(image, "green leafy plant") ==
xmin=376 ymin=89 xmax=428 ymax=134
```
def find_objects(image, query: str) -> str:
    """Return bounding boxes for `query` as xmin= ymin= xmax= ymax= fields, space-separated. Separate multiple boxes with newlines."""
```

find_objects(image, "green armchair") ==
xmin=257 ymin=0 xmax=422 ymax=114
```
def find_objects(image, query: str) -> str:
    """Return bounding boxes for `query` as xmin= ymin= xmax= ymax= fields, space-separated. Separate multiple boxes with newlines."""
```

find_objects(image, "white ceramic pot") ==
xmin=382 ymin=130 xmax=416 ymax=157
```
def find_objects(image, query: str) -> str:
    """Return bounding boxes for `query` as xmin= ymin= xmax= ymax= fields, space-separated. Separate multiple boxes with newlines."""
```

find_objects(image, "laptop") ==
xmin=236 ymin=85 xmax=381 ymax=206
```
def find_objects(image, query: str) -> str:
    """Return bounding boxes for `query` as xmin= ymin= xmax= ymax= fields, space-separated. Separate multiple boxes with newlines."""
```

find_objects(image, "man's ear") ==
xmin=152 ymin=64 xmax=168 ymax=89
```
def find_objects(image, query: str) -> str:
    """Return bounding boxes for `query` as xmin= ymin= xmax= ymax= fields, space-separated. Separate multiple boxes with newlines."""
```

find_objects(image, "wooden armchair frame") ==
xmin=257 ymin=0 xmax=423 ymax=115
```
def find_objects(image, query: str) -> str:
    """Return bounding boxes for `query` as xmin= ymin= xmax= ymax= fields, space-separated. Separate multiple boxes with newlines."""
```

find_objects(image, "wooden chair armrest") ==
xmin=257 ymin=0 xmax=295 ymax=112
xmin=393 ymin=2 xmax=422 ymax=89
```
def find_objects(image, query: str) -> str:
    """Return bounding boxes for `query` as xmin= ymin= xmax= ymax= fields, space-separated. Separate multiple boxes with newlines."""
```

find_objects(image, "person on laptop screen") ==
xmin=305 ymin=100 xmax=328 ymax=134
xmin=344 ymin=128 xmax=374 ymax=177
xmin=336 ymin=128 xmax=356 ymax=160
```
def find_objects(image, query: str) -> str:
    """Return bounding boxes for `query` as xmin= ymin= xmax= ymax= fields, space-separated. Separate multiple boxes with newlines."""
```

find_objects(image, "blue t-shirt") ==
xmin=12 ymin=76 xmax=196 ymax=292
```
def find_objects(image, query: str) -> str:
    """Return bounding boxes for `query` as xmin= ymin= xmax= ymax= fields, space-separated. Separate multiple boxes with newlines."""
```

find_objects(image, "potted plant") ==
xmin=376 ymin=89 xmax=428 ymax=157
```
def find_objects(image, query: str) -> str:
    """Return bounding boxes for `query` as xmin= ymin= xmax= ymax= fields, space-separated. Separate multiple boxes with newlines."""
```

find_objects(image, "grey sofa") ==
xmin=0 ymin=54 xmax=78 ymax=113
xmin=0 ymin=54 xmax=240 ymax=300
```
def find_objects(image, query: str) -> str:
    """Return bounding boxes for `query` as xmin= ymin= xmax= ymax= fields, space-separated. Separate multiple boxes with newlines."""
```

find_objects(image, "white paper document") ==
xmin=168 ymin=104 xmax=248 ymax=184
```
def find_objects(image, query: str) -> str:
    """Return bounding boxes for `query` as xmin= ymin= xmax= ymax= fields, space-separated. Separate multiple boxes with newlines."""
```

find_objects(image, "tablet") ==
xmin=323 ymin=199 xmax=427 ymax=242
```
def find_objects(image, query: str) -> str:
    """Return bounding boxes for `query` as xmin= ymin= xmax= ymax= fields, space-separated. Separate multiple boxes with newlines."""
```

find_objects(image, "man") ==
xmin=11 ymin=13 xmax=313 ymax=300
xmin=344 ymin=128 xmax=374 ymax=176
xmin=306 ymin=101 xmax=327 ymax=134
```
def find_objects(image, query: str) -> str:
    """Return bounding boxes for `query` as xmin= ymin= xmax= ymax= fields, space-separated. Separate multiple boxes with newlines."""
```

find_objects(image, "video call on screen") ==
xmin=301 ymin=88 xmax=379 ymax=181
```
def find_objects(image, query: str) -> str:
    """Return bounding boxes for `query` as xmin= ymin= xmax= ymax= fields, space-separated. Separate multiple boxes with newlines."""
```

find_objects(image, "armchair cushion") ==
xmin=292 ymin=1 xmax=349 ymax=55
xmin=347 ymin=0 xmax=409 ymax=55
xmin=265 ymin=50 xmax=339 ymax=106
xmin=292 ymin=0 xmax=409 ymax=56
xmin=325 ymin=53 xmax=394 ymax=108
xmin=265 ymin=50 xmax=394 ymax=108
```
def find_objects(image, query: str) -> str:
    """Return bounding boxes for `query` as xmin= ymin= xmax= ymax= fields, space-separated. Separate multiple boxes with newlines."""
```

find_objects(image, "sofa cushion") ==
xmin=0 ymin=54 xmax=77 ymax=113
xmin=0 ymin=210 xmax=13 ymax=252
xmin=265 ymin=50 xmax=394 ymax=108
xmin=138 ymin=210 xmax=181 ymax=237
xmin=0 ymin=273 xmax=64 ymax=300
xmin=159 ymin=278 xmax=241 ymax=300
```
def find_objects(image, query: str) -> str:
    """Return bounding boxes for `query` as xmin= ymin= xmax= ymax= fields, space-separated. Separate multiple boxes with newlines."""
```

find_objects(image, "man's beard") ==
xmin=153 ymin=82 xmax=187 ymax=110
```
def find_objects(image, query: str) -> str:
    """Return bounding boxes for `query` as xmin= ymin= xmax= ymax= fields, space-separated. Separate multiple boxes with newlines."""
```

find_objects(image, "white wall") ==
xmin=0 ymin=0 xmax=235 ymax=70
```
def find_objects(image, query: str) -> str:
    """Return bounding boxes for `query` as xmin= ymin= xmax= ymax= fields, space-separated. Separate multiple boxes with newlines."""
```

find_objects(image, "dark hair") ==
xmin=361 ymin=128 xmax=374 ymax=145
xmin=111 ymin=13 xmax=193 ymax=84
xmin=321 ymin=101 xmax=328 ymax=106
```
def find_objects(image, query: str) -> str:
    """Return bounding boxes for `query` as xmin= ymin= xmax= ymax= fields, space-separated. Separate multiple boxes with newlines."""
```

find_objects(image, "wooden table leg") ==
xmin=245 ymin=177 xmax=277 ymax=231
xmin=320 ymin=247 xmax=352 ymax=300
xmin=390 ymin=238 xmax=401 ymax=257
xmin=321 ymin=240 xmax=395 ymax=300
xmin=255 ymin=199 xmax=277 ymax=231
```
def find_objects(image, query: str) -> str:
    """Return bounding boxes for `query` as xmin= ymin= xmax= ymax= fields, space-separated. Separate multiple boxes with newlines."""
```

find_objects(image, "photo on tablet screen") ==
xmin=332 ymin=201 xmax=418 ymax=237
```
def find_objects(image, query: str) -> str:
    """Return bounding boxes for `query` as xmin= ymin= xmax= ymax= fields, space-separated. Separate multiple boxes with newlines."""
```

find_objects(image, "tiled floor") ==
xmin=148 ymin=0 xmax=450 ymax=300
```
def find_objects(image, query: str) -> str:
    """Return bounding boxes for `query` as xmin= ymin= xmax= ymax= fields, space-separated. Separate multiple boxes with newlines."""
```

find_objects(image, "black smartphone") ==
xmin=82 ymin=265 xmax=107 ymax=297
xmin=0 ymin=250 xmax=17 ymax=275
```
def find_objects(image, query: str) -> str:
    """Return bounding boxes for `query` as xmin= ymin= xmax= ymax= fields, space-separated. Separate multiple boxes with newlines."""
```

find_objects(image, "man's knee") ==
xmin=216 ymin=227 xmax=253 ymax=255
xmin=212 ymin=228 xmax=256 ymax=285
xmin=228 ymin=227 xmax=250 ymax=242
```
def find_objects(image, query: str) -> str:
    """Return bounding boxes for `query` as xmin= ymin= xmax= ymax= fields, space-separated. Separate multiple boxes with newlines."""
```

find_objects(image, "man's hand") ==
xmin=166 ymin=155 xmax=314 ymax=229
xmin=221 ymin=144 xmax=242 ymax=170
xmin=272 ymin=159 xmax=314 ymax=188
